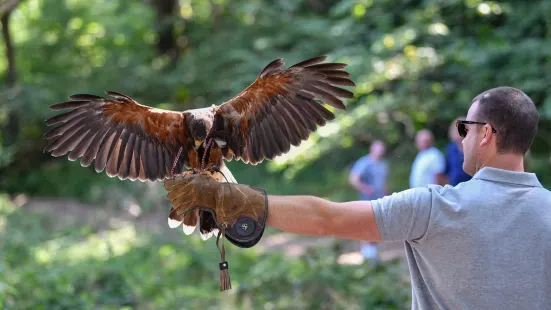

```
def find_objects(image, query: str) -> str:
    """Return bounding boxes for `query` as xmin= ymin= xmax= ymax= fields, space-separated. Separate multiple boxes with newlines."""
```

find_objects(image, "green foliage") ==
xmin=0 ymin=194 xmax=410 ymax=309
xmin=1 ymin=0 xmax=550 ymax=202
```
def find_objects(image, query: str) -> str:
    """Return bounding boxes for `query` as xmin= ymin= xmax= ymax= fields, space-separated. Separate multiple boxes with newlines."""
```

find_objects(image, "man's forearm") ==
xmin=265 ymin=195 xmax=383 ymax=242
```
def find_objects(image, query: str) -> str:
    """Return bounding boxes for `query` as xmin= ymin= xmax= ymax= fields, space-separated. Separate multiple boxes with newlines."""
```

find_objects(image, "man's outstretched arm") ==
xmin=163 ymin=174 xmax=432 ymax=244
xmin=266 ymin=195 xmax=383 ymax=242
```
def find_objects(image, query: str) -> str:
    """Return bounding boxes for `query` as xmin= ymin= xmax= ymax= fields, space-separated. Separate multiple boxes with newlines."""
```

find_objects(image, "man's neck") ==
xmin=478 ymin=153 xmax=525 ymax=172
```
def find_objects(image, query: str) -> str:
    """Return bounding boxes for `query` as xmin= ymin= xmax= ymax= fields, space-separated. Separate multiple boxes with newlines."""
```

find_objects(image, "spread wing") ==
xmin=43 ymin=91 xmax=191 ymax=182
xmin=210 ymin=55 xmax=355 ymax=165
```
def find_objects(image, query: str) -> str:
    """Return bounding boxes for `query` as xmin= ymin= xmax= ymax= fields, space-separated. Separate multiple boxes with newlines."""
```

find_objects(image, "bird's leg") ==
xmin=199 ymin=164 xmax=229 ymax=182
xmin=201 ymin=164 xmax=220 ymax=174
xmin=182 ymin=168 xmax=197 ymax=176
xmin=207 ymin=165 xmax=231 ymax=183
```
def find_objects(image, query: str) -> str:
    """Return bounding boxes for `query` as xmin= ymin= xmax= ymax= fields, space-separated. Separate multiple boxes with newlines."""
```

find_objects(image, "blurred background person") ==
xmin=409 ymin=129 xmax=446 ymax=188
xmin=349 ymin=140 xmax=388 ymax=260
xmin=442 ymin=117 xmax=472 ymax=186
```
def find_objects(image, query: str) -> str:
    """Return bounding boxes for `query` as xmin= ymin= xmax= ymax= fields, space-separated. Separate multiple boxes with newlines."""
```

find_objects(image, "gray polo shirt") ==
xmin=372 ymin=167 xmax=551 ymax=309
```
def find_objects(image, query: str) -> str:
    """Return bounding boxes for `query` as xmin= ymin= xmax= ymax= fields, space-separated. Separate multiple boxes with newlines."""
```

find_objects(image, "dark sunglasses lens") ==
xmin=457 ymin=123 xmax=467 ymax=138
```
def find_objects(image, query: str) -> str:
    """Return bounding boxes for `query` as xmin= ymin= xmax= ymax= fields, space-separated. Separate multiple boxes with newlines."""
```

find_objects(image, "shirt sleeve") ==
xmin=350 ymin=157 xmax=369 ymax=176
xmin=371 ymin=187 xmax=434 ymax=242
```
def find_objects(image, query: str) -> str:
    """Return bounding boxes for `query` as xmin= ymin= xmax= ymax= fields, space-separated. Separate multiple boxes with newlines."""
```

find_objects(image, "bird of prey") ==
xmin=43 ymin=55 xmax=355 ymax=240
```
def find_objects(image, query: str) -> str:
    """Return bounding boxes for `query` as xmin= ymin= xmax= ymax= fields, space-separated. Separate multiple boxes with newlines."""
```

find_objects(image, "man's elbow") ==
xmin=309 ymin=200 xmax=341 ymax=237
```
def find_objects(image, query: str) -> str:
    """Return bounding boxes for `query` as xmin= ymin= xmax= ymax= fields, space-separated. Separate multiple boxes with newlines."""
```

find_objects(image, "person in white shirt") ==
xmin=409 ymin=129 xmax=445 ymax=188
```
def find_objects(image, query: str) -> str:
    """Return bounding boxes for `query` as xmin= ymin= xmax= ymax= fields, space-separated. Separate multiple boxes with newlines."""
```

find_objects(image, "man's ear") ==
xmin=480 ymin=125 xmax=493 ymax=146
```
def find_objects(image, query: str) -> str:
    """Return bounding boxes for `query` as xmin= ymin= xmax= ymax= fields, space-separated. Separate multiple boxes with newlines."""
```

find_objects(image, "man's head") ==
xmin=369 ymin=140 xmax=386 ymax=159
xmin=415 ymin=129 xmax=434 ymax=151
xmin=461 ymin=86 xmax=539 ymax=175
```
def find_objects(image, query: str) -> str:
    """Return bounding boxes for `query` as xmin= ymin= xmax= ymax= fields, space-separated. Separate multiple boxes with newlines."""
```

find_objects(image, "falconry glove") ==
xmin=164 ymin=174 xmax=268 ymax=291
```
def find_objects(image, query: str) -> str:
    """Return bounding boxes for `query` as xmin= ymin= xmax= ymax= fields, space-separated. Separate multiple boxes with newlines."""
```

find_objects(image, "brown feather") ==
xmin=279 ymin=97 xmax=311 ymax=138
xmin=49 ymin=100 xmax=93 ymax=111
xmin=320 ymin=70 xmax=351 ymax=78
xmin=115 ymin=129 xmax=131 ymax=175
xmin=183 ymin=209 xmax=198 ymax=230
xmin=51 ymin=126 xmax=91 ymax=157
xmin=326 ymin=77 xmax=356 ymax=86
xmin=43 ymin=113 xmax=89 ymax=139
xmin=157 ymin=145 xmax=166 ymax=180
xmin=311 ymin=81 xmax=355 ymax=99
xmin=273 ymin=101 xmax=303 ymax=145
xmin=303 ymin=85 xmax=345 ymax=109
xmin=138 ymin=141 xmax=148 ymax=181
xmin=45 ymin=109 xmax=87 ymax=126
xmin=69 ymin=130 xmax=98 ymax=161
xmin=81 ymin=127 xmax=111 ymax=167
xmin=106 ymin=135 xmax=123 ymax=177
xmin=95 ymin=129 xmax=121 ymax=173
xmin=294 ymin=102 xmax=326 ymax=127
xmin=131 ymin=137 xmax=142 ymax=180
xmin=290 ymin=55 xmax=327 ymax=68
xmin=119 ymin=132 xmax=136 ymax=180
xmin=307 ymin=63 xmax=347 ymax=70
xmin=146 ymin=142 xmax=158 ymax=181
xmin=268 ymin=106 xmax=291 ymax=153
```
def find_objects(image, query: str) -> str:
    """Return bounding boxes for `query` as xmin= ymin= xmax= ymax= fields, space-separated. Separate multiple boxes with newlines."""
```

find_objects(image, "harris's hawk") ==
xmin=43 ymin=55 xmax=356 ymax=240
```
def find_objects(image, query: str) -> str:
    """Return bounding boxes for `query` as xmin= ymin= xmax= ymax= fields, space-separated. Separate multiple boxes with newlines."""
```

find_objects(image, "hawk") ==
xmin=43 ymin=55 xmax=355 ymax=240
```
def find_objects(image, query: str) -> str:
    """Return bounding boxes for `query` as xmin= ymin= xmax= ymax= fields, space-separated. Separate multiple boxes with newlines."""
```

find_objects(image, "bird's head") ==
xmin=190 ymin=119 xmax=207 ymax=149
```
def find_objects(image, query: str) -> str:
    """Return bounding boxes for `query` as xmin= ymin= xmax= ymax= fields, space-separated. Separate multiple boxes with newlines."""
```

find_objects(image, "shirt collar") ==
xmin=472 ymin=167 xmax=542 ymax=187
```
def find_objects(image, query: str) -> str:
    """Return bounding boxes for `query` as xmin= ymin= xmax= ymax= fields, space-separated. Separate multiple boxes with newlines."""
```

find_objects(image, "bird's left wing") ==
xmin=210 ymin=55 xmax=355 ymax=165
xmin=43 ymin=91 xmax=192 ymax=182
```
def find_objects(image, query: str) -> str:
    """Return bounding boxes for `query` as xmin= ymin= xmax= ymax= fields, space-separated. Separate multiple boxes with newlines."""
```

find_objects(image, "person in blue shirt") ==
xmin=349 ymin=140 xmax=388 ymax=260
xmin=349 ymin=140 xmax=388 ymax=201
xmin=444 ymin=117 xmax=472 ymax=186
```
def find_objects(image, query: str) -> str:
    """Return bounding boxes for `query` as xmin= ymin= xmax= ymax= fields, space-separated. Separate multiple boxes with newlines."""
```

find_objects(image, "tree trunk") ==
xmin=1 ymin=10 xmax=16 ymax=86
xmin=151 ymin=0 xmax=178 ymax=60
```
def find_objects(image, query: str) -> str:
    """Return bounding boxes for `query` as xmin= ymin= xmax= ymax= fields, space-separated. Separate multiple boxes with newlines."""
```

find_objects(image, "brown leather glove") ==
xmin=164 ymin=174 xmax=268 ymax=248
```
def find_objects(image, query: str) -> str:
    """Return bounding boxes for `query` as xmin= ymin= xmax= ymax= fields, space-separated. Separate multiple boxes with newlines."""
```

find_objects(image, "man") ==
xmin=349 ymin=140 xmax=388 ymax=201
xmin=348 ymin=140 xmax=388 ymax=259
xmin=409 ymin=129 xmax=446 ymax=188
xmin=443 ymin=117 xmax=472 ymax=186
xmin=168 ymin=86 xmax=550 ymax=309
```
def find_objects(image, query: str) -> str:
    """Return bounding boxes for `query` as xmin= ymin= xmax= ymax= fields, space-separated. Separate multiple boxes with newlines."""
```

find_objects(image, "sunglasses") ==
xmin=456 ymin=120 xmax=497 ymax=138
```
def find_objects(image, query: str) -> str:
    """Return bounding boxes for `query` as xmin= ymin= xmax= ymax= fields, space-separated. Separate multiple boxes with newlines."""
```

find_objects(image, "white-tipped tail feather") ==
xmin=168 ymin=218 xmax=183 ymax=228
xmin=183 ymin=224 xmax=196 ymax=235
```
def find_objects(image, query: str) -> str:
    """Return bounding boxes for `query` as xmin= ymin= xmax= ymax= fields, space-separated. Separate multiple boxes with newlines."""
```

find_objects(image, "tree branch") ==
xmin=1 ymin=10 xmax=16 ymax=85
xmin=0 ymin=0 xmax=21 ymax=16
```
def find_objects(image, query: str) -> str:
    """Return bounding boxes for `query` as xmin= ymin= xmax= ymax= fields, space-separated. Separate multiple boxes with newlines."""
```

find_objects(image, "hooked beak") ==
xmin=194 ymin=140 xmax=204 ymax=148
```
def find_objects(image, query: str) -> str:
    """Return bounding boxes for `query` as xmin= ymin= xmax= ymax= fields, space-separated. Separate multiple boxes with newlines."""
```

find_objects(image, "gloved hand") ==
xmin=164 ymin=174 xmax=268 ymax=248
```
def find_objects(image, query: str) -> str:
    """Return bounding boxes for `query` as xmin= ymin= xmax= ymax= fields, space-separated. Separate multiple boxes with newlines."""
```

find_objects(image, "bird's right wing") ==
xmin=211 ymin=55 xmax=355 ymax=165
xmin=43 ymin=91 xmax=192 ymax=182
